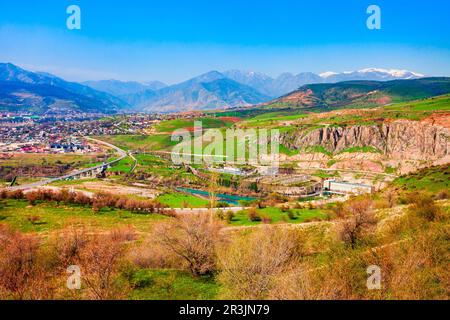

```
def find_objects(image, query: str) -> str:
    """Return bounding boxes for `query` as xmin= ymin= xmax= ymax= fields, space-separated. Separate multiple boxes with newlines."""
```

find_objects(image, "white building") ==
xmin=323 ymin=180 xmax=374 ymax=195
xmin=257 ymin=166 xmax=279 ymax=176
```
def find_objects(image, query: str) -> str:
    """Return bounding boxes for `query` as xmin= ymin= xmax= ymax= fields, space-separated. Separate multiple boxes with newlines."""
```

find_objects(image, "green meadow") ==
xmin=0 ymin=199 xmax=167 ymax=234
xmin=128 ymin=269 xmax=219 ymax=300
xmin=157 ymin=192 xmax=210 ymax=208
xmin=229 ymin=207 xmax=328 ymax=226
xmin=393 ymin=165 xmax=450 ymax=193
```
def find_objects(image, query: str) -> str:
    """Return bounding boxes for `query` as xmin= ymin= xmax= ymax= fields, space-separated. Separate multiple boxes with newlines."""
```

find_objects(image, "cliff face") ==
xmin=283 ymin=120 xmax=450 ymax=161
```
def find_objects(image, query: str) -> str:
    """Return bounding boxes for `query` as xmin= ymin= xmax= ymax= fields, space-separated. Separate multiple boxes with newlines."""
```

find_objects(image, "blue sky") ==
xmin=0 ymin=0 xmax=449 ymax=83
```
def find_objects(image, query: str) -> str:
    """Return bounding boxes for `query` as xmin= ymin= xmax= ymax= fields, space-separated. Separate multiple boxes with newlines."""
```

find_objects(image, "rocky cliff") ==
xmin=283 ymin=120 xmax=450 ymax=161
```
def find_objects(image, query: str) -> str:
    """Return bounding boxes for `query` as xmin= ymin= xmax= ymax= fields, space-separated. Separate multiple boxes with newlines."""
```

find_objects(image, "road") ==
xmin=5 ymin=137 xmax=128 ymax=191
xmin=129 ymin=152 xmax=138 ymax=173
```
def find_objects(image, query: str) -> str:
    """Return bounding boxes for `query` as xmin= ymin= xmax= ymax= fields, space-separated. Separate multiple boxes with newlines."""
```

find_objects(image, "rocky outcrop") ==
xmin=283 ymin=120 xmax=450 ymax=161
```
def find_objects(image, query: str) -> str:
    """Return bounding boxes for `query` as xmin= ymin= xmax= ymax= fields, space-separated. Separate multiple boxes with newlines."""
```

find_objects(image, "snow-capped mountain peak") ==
xmin=319 ymin=71 xmax=339 ymax=78
xmin=357 ymin=68 xmax=425 ymax=78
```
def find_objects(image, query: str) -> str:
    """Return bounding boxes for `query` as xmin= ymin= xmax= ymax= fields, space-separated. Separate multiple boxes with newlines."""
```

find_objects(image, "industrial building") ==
xmin=323 ymin=180 xmax=374 ymax=195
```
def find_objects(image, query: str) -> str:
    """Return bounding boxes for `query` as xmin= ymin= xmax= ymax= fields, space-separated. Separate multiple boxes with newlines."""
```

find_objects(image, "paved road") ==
xmin=5 ymin=137 xmax=128 ymax=191
xmin=129 ymin=152 xmax=138 ymax=173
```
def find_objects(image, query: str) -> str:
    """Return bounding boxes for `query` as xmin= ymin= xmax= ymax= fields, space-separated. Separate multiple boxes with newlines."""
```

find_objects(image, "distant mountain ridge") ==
xmin=0 ymin=63 xmax=432 ymax=114
xmin=223 ymin=68 xmax=425 ymax=97
xmin=0 ymin=63 xmax=126 ymax=115
xmin=127 ymin=71 xmax=270 ymax=112
xmin=82 ymin=79 xmax=167 ymax=96
xmin=263 ymin=77 xmax=450 ymax=110
xmin=83 ymin=68 xmax=425 ymax=112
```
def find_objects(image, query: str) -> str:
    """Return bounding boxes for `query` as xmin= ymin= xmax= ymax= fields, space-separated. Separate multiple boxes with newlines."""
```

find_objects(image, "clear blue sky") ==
xmin=1 ymin=0 xmax=449 ymax=83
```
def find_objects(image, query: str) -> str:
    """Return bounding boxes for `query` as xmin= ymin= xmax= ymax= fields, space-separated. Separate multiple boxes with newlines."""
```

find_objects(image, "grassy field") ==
xmin=128 ymin=269 xmax=219 ymax=300
xmin=229 ymin=207 xmax=327 ymax=226
xmin=157 ymin=192 xmax=210 ymax=208
xmin=239 ymin=111 xmax=308 ymax=128
xmin=109 ymin=156 xmax=135 ymax=173
xmin=0 ymin=153 xmax=103 ymax=167
xmin=384 ymin=94 xmax=450 ymax=112
xmin=0 ymin=199 xmax=167 ymax=234
xmin=154 ymin=117 xmax=235 ymax=133
xmin=393 ymin=165 xmax=450 ymax=193
xmin=95 ymin=135 xmax=177 ymax=152
xmin=338 ymin=146 xmax=382 ymax=154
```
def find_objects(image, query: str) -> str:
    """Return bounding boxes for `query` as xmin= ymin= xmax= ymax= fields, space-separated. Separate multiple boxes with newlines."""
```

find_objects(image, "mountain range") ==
xmin=264 ymin=77 xmax=450 ymax=110
xmin=0 ymin=63 xmax=125 ymax=115
xmin=0 ymin=63 xmax=436 ymax=114
xmin=83 ymin=68 xmax=426 ymax=112
xmin=223 ymin=68 xmax=424 ymax=97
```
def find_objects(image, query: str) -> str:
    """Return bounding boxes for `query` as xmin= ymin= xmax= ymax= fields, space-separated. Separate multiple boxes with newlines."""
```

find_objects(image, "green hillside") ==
xmin=264 ymin=77 xmax=450 ymax=110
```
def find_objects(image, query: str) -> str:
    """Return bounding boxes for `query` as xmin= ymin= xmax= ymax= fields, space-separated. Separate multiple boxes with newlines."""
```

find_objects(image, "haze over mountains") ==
xmin=0 ymin=63 xmax=124 ymax=115
xmin=0 ymin=62 xmax=436 ymax=115
xmin=84 ymin=68 xmax=426 ymax=112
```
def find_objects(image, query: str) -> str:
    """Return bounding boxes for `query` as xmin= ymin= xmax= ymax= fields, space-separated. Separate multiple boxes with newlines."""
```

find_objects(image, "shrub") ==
xmin=74 ymin=192 xmax=92 ymax=206
xmin=247 ymin=208 xmax=261 ymax=222
xmin=0 ymin=190 xmax=8 ymax=200
xmin=216 ymin=210 xmax=225 ymax=221
xmin=261 ymin=215 xmax=272 ymax=224
xmin=217 ymin=227 xmax=306 ymax=299
xmin=435 ymin=189 xmax=449 ymax=200
xmin=27 ymin=215 xmax=41 ymax=225
xmin=0 ymin=225 xmax=46 ymax=299
xmin=7 ymin=190 xmax=24 ymax=200
xmin=408 ymin=193 xmax=442 ymax=222
xmin=153 ymin=214 xmax=224 ymax=277
xmin=287 ymin=210 xmax=296 ymax=220
xmin=336 ymin=198 xmax=377 ymax=248
xmin=26 ymin=192 xmax=40 ymax=206
xmin=225 ymin=211 xmax=235 ymax=223
xmin=216 ymin=202 xmax=230 ymax=208
xmin=384 ymin=189 xmax=398 ymax=208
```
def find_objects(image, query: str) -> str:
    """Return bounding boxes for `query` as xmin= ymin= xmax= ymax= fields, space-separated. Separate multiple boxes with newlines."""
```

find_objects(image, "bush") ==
xmin=216 ymin=210 xmax=225 ymax=221
xmin=153 ymin=214 xmax=224 ymax=277
xmin=336 ymin=198 xmax=377 ymax=248
xmin=287 ymin=210 xmax=296 ymax=220
xmin=435 ymin=189 xmax=449 ymax=200
xmin=216 ymin=202 xmax=230 ymax=208
xmin=217 ymin=227 xmax=306 ymax=299
xmin=0 ymin=190 xmax=8 ymax=200
xmin=408 ymin=193 xmax=442 ymax=222
xmin=225 ymin=211 xmax=235 ymax=223
xmin=0 ymin=225 xmax=47 ymax=299
xmin=261 ymin=215 xmax=272 ymax=224
xmin=247 ymin=208 xmax=261 ymax=222
xmin=27 ymin=215 xmax=41 ymax=225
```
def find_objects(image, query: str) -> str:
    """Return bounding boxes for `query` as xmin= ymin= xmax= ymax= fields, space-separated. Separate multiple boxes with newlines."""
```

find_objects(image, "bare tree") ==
xmin=217 ymin=227 xmax=306 ymax=300
xmin=336 ymin=198 xmax=378 ymax=248
xmin=0 ymin=225 xmax=49 ymax=299
xmin=153 ymin=214 xmax=223 ymax=277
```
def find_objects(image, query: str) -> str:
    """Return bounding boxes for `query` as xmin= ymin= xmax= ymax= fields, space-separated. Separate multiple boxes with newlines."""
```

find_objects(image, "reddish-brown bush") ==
xmin=336 ymin=198 xmax=378 ymax=248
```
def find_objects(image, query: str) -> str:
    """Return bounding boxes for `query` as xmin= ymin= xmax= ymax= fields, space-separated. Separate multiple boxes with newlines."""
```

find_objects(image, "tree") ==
xmin=78 ymin=233 xmax=127 ymax=300
xmin=217 ymin=227 xmax=305 ymax=299
xmin=153 ymin=214 xmax=223 ymax=277
xmin=0 ymin=225 xmax=44 ymax=299
xmin=336 ymin=198 xmax=377 ymax=248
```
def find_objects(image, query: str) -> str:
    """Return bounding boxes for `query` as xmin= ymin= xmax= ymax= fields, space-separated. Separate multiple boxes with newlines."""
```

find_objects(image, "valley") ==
xmin=1 ymin=65 xmax=449 ymax=301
